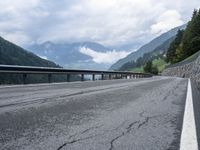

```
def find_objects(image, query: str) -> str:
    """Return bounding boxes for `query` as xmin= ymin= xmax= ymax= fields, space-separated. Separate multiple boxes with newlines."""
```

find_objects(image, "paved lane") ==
xmin=0 ymin=77 xmax=188 ymax=150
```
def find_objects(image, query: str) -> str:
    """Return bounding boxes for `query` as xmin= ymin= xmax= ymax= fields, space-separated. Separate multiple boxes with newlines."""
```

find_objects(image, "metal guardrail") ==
xmin=0 ymin=65 xmax=153 ymax=84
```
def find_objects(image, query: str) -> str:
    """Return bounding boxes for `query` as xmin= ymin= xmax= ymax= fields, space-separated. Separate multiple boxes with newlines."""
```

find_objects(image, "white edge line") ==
xmin=180 ymin=79 xmax=198 ymax=150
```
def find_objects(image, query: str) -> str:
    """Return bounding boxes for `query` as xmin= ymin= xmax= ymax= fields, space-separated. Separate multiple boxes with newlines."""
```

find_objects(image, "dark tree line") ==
xmin=166 ymin=9 xmax=200 ymax=64
xmin=143 ymin=60 xmax=158 ymax=75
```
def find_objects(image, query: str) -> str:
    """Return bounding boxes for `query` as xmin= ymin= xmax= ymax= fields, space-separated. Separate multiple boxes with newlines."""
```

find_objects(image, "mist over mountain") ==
xmin=27 ymin=41 xmax=131 ymax=70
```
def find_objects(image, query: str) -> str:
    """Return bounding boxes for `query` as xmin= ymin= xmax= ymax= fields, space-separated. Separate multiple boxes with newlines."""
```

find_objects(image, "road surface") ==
xmin=0 ymin=76 xmax=199 ymax=150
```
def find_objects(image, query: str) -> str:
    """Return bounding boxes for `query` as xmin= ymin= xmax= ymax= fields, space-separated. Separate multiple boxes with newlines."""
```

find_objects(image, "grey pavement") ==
xmin=0 ymin=77 xmax=189 ymax=150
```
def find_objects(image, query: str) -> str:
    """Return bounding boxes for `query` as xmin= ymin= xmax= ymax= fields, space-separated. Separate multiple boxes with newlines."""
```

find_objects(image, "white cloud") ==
xmin=0 ymin=31 xmax=31 ymax=46
xmin=0 ymin=0 xmax=199 ymax=47
xmin=150 ymin=10 xmax=184 ymax=34
xmin=38 ymin=55 xmax=48 ymax=60
xmin=79 ymin=47 xmax=131 ymax=64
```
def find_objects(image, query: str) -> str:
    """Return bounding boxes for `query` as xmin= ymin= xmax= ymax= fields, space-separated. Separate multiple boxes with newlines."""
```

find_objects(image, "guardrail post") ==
xmin=109 ymin=74 xmax=112 ymax=80
xmin=48 ymin=74 xmax=52 ymax=83
xmin=92 ymin=74 xmax=95 ymax=81
xmin=101 ymin=74 xmax=104 ymax=80
xmin=23 ymin=74 xmax=27 ymax=84
xmin=67 ymin=74 xmax=70 ymax=82
xmin=81 ymin=74 xmax=84 ymax=81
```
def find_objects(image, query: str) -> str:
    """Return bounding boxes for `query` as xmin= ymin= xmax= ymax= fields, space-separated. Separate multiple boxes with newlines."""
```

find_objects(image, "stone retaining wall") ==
xmin=162 ymin=56 xmax=200 ymax=89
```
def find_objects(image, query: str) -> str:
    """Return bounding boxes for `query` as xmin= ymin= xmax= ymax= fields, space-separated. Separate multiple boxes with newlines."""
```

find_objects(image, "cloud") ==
xmin=38 ymin=55 xmax=48 ymax=60
xmin=150 ymin=10 xmax=184 ymax=34
xmin=79 ymin=47 xmax=131 ymax=64
xmin=0 ymin=0 xmax=199 ymax=47
xmin=0 ymin=31 xmax=32 ymax=46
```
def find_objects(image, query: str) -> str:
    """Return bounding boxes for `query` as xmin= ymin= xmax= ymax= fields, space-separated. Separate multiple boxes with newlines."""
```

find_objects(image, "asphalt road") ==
xmin=0 ymin=77 xmax=190 ymax=150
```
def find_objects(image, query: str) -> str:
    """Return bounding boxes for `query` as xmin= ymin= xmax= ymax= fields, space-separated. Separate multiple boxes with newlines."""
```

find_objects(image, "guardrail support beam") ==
xmin=23 ymin=74 xmax=27 ymax=84
xmin=109 ymin=74 xmax=112 ymax=80
xmin=67 ymin=74 xmax=70 ymax=82
xmin=48 ymin=74 xmax=52 ymax=83
xmin=92 ymin=74 xmax=95 ymax=81
xmin=81 ymin=74 xmax=84 ymax=81
xmin=101 ymin=74 xmax=104 ymax=80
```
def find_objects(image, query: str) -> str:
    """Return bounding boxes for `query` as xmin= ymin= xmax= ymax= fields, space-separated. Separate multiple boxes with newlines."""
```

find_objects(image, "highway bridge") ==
xmin=0 ymin=65 xmax=200 ymax=150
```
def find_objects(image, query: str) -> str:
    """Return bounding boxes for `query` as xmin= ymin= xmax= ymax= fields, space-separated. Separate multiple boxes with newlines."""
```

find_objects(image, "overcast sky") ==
xmin=0 ymin=0 xmax=200 ymax=48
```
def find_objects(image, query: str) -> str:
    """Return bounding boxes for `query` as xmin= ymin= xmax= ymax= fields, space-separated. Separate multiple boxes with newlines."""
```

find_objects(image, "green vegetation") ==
xmin=143 ymin=60 xmax=159 ymax=75
xmin=152 ymin=58 xmax=168 ymax=72
xmin=119 ymin=36 xmax=174 ymax=73
xmin=166 ymin=9 xmax=200 ymax=64
xmin=129 ymin=66 xmax=144 ymax=73
xmin=166 ymin=30 xmax=184 ymax=63
xmin=127 ymin=58 xmax=167 ymax=74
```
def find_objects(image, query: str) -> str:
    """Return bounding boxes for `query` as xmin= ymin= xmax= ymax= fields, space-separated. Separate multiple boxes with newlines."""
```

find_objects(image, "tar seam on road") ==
xmin=180 ymin=79 xmax=198 ymax=150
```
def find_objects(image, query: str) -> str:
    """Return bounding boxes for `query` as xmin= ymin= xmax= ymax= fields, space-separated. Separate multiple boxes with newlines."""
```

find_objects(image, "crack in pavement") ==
xmin=56 ymin=107 xmax=158 ymax=150
xmin=138 ymin=117 xmax=150 ymax=129
xmin=109 ymin=132 xmax=125 ymax=150
xmin=67 ymin=125 xmax=103 ymax=140
xmin=57 ymin=133 xmax=101 ymax=150
xmin=108 ymin=120 xmax=140 ymax=150
xmin=57 ymin=125 xmax=103 ymax=150
xmin=126 ymin=121 xmax=140 ymax=133
xmin=161 ymin=80 xmax=183 ymax=102
xmin=108 ymin=115 xmax=158 ymax=150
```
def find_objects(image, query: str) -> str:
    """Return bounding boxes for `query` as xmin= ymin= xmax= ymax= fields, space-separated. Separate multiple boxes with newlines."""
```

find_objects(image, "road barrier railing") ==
xmin=0 ymin=65 xmax=153 ymax=84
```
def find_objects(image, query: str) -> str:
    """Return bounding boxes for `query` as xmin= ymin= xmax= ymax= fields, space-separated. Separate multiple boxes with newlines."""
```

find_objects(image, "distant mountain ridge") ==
xmin=0 ymin=37 xmax=59 ymax=67
xmin=27 ymin=41 xmax=113 ymax=70
xmin=109 ymin=24 xmax=187 ymax=70
xmin=119 ymin=36 xmax=175 ymax=71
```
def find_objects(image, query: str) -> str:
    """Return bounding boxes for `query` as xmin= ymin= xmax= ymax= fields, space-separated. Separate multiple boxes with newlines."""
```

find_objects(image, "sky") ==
xmin=0 ymin=0 xmax=200 ymax=49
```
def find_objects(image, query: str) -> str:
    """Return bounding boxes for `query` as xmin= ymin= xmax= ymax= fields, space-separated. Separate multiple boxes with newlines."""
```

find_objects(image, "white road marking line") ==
xmin=180 ymin=79 xmax=198 ymax=150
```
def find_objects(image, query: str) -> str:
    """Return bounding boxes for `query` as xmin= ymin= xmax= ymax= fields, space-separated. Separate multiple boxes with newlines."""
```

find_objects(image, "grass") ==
xmin=129 ymin=66 xmax=144 ymax=73
xmin=128 ymin=57 xmax=168 ymax=73
xmin=152 ymin=58 xmax=168 ymax=72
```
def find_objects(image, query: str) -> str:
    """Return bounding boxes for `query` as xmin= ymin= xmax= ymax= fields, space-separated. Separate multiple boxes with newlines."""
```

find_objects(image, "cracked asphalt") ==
xmin=0 ymin=76 xmax=188 ymax=150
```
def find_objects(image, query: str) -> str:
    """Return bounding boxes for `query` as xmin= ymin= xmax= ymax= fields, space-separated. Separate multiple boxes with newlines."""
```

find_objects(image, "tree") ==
xmin=143 ymin=61 xmax=152 ymax=73
xmin=181 ymin=9 xmax=200 ymax=59
xmin=151 ymin=66 xmax=159 ymax=75
xmin=166 ymin=30 xmax=184 ymax=64
xmin=143 ymin=60 xmax=159 ymax=75
xmin=166 ymin=9 xmax=200 ymax=64
xmin=119 ymin=61 xmax=136 ymax=71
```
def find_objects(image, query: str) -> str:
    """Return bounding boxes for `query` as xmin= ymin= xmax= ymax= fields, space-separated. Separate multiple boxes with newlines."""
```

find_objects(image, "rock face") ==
xmin=162 ymin=53 xmax=200 ymax=89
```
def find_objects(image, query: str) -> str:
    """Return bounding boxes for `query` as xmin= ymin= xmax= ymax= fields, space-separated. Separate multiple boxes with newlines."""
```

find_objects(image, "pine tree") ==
xmin=181 ymin=9 xmax=200 ymax=59
xmin=144 ymin=61 xmax=152 ymax=73
xmin=166 ymin=30 xmax=184 ymax=63
xmin=166 ymin=9 xmax=200 ymax=64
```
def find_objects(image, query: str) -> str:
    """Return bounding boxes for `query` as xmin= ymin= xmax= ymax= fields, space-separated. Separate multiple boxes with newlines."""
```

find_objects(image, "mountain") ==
xmin=0 ymin=37 xmax=60 ymax=67
xmin=109 ymin=24 xmax=187 ymax=70
xmin=0 ymin=36 xmax=79 ymax=84
xmin=27 ymin=41 xmax=113 ymax=70
xmin=119 ymin=36 xmax=175 ymax=71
